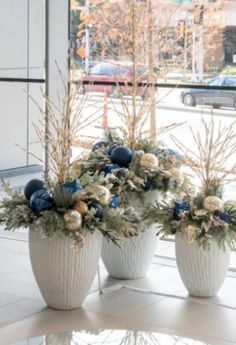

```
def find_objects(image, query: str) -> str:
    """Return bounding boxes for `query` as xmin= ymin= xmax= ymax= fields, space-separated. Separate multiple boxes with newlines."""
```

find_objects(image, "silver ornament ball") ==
xmin=64 ymin=210 xmax=82 ymax=231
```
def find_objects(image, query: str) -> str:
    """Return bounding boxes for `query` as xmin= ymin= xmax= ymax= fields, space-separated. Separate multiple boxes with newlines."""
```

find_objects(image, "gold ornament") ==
xmin=85 ymin=185 xmax=111 ymax=207
xmin=168 ymin=167 xmax=183 ymax=182
xmin=72 ymin=190 xmax=84 ymax=202
xmin=203 ymin=196 xmax=223 ymax=213
xmin=194 ymin=209 xmax=207 ymax=217
xmin=184 ymin=224 xmax=198 ymax=244
xmin=161 ymin=156 xmax=177 ymax=170
xmin=224 ymin=199 xmax=236 ymax=210
xmin=64 ymin=210 xmax=82 ymax=231
xmin=140 ymin=153 xmax=159 ymax=169
xmin=74 ymin=200 xmax=88 ymax=217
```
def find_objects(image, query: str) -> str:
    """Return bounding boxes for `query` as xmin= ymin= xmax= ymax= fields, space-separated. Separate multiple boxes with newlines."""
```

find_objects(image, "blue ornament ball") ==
xmin=92 ymin=141 xmax=110 ymax=152
xmin=102 ymin=163 xmax=120 ymax=175
xmin=166 ymin=148 xmax=183 ymax=161
xmin=109 ymin=194 xmax=119 ymax=208
xmin=29 ymin=189 xmax=54 ymax=214
xmin=155 ymin=149 xmax=166 ymax=160
xmin=89 ymin=202 xmax=104 ymax=220
xmin=143 ymin=179 xmax=153 ymax=192
xmin=111 ymin=146 xmax=133 ymax=167
xmin=107 ymin=142 xmax=120 ymax=156
xmin=218 ymin=212 xmax=232 ymax=224
xmin=62 ymin=180 xmax=83 ymax=194
xmin=155 ymin=148 xmax=183 ymax=168
xmin=24 ymin=179 xmax=45 ymax=201
xmin=174 ymin=200 xmax=190 ymax=220
xmin=156 ymin=148 xmax=182 ymax=160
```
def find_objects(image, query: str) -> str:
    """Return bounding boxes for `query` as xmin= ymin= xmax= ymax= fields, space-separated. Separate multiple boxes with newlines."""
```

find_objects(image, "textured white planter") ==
xmin=29 ymin=228 xmax=102 ymax=310
xmin=175 ymin=232 xmax=230 ymax=297
xmin=101 ymin=190 xmax=160 ymax=279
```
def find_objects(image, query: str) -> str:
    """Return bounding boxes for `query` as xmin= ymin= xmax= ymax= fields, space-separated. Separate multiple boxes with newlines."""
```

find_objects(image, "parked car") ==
xmin=180 ymin=76 xmax=236 ymax=110
xmin=82 ymin=61 xmax=156 ymax=99
xmin=88 ymin=59 xmax=101 ymax=69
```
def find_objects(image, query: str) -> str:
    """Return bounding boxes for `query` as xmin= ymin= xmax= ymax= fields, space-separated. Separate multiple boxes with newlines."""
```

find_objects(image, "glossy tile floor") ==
xmin=0 ymin=233 xmax=236 ymax=345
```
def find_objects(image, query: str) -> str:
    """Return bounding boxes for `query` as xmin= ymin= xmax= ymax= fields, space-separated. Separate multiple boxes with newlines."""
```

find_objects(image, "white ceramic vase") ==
xmin=29 ymin=227 xmax=102 ymax=310
xmin=101 ymin=190 xmax=160 ymax=279
xmin=175 ymin=232 xmax=230 ymax=297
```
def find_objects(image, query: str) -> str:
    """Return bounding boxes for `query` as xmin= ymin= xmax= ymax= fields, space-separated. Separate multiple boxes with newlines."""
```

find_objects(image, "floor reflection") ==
xmin=12 ymin=329 xmax=212 ymax=345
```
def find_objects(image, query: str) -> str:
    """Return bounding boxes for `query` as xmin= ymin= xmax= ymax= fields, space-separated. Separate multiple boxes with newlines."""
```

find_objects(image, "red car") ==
xmin=81 ymin=61 xmax=155 ymax=99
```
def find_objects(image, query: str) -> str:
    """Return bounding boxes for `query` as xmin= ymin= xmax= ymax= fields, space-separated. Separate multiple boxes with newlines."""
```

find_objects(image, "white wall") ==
xmin=0 ymin=0 xmax=44 ymax=170
xmin=0 ymin=0 xmax=69 ymax=171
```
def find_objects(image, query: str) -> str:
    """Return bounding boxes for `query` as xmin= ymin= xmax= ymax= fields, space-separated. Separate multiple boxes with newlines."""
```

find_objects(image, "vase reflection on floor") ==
xmin=13 ymin=329 xmax=211 ymax=345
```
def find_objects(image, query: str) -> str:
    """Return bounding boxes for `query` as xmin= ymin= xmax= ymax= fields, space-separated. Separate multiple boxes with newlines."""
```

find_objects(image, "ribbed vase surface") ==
xmin=175 ymin=232 xmax=230 ymax=297
xmin=102 ymin=190 xmax=160 ymax=279
xmin=29 ymin=228 xmax=102 ymax=310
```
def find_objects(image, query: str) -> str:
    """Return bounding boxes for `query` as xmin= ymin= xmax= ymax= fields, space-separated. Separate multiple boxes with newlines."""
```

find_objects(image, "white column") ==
xmin=45 ymin=0 xmax=70 ymax=174
xmin=46 ymin=0 xmax=69 ymax=101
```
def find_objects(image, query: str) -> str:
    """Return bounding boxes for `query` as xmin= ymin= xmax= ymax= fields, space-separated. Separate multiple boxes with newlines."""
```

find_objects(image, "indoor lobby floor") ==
xmin=0 ymin=233 xmax=236 ymax=345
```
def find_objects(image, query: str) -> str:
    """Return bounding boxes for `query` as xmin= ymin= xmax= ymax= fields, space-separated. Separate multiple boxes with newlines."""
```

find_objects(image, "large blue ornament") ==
xmin=89 ymin=202 xmax=104 ymax=220
xmin=174 ymin=200 xmax=190 ymax=220
xmin=109 ymin=194 xmax=119 ymax=208
xmin=92 ymin=141 xmax=110 ymax=152
xmin=218 ymin=212 xmax=232 ymax=224
xmin=29 ymin=189 xmax=54 ymax=214
xmin=24 ymin=179 xmax=45 ymax=201
xmin=62 ymin=180 xmax=83 ymax=194
xmin=143 ymin=179 xmax=153 ymax=192
xmin=107 ymin=142 xmax=120 ymax=156
xmin=111 ymin=146 xmax=133 ymax=167
xmin=102 ymin=163 xmax=120 ymax=175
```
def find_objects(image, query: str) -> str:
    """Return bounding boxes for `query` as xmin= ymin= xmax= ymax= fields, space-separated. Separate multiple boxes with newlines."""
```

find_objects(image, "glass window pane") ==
xmin=0 ymin=0 xmax=28 ymax=78
xmin=0 ymin=0 xmax=45 ymax=170
xmin=29 ymin=0 xmax=45 ymax=79
xmin=70 ymin=0 xmax=236 ymax=266
xmin=0 ymin=0 xmax=45 ymax=79
xmin=208 ymin=77 xmax=224 ymax=85
xmin=224 ymin=77 xmax=236 ymax=86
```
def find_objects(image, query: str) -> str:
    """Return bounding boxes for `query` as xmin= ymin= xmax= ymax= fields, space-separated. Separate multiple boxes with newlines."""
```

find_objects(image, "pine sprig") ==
xmin=0 ymin=173 xmax=141 ymax=247
xmin=143 ymin=197 xmax=236 ymax=250
xmin=0 ymin=204 xmax=35 ymax=231
xmin=0 ymin=178 xmax=35 ymax=230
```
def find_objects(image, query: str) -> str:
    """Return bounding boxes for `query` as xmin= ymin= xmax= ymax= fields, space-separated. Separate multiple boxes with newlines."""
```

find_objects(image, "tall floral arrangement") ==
xmin=0 ymin=77 xmax=139 ymax=247
xmin=143 ymin=117 xmax=236 ymax=249
xmin=73 ymin=127 xmax=186 ymax=211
